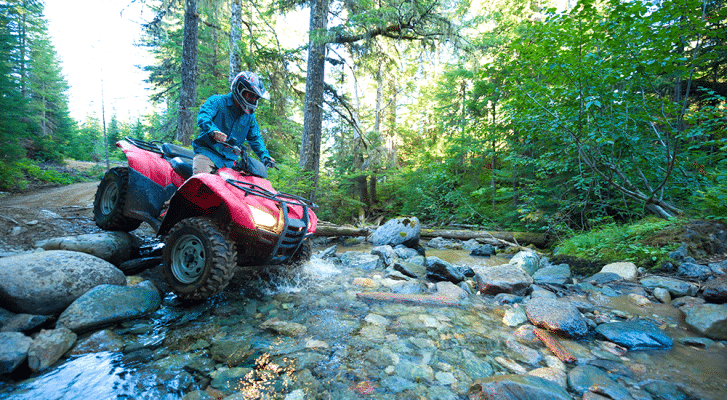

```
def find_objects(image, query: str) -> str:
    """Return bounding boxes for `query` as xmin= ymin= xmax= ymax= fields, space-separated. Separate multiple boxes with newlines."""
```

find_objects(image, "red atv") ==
xmin=93 ymin=137 xmax=317 ymax=300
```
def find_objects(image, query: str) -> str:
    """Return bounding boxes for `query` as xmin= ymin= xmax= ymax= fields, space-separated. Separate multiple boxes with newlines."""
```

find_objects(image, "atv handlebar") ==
xmin=216 ymin=137 xmax=277 ymax=170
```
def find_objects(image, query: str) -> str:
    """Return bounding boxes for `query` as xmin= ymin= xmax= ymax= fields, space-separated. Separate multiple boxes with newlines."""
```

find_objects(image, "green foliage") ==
xmin=554 ymin=218 xmax=682 ymax=267
xmin=694 ymin=169 xmax=727 ymax=220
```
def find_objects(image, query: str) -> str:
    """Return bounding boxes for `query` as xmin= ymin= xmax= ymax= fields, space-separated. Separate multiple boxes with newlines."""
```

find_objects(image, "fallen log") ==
xmin=533 ymin=327 xmax=577 ymax=363
xmin=313 ymin=221 xmax=371 ymax=237
xmin=420 ymin=228 xmax=550 ymax=248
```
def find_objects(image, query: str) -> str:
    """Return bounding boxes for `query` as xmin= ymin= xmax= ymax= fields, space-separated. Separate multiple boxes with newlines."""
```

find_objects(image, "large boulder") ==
xmin=473 ymin=264 xmax=533 ymax=296
xmin=469 ymin=374 xmax=570 ymax=400
xmin=425 ymin=256 xmax=464 ymax=283
xmin=595 ymin=321 xmax=673 ymax=350
xmin=0 ymin=332 xmax=33 ymax=374
xmin=525 ymin=298 xmax=590 ymax=338
xmin=703 ymin=276 xmax=727 ymax=304
xmin=57 ymin=284 xmax=161 ymax=332
xmin=509 ymin=251 xmax=541 ymax=276
xmin=532 ymin=264 xmax=572 ymax=286
xmin=35 ymin=232 xmax=140 ymax=266
xmin=600 ymin=262 xmax=637 ymax=281
xmin=679 ymin=303 xmax=727 ymax=340
xmin=639 ymin=276 xmax=699 ymax=297
xmin=567 ymin=365 xmax=631 ymax=398
xmin=370 ymin=217 xmax=421 ymax=248
xmin=0 ymin=250 xmax=127 ymax=315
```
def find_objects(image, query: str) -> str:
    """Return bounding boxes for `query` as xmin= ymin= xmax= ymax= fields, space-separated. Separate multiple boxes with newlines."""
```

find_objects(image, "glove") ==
xmin=263 ymin=157 xmax=276 ymax=169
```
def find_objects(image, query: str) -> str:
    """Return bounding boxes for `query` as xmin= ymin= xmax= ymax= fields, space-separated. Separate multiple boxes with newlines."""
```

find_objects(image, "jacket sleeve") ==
xmin=196 ymin=96 xmax=222 ymax=141
xmin=245 ymin=114 xmax=271 ymax=160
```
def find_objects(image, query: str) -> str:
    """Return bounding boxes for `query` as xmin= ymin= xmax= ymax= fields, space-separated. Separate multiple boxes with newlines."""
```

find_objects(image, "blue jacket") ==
xmin=193 ymin=93 xmax=270 ymax=169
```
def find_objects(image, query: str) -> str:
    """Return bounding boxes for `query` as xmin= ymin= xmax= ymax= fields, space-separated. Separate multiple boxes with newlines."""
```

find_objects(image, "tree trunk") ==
xmin=176 ymin=0 xmax=198 ymax=146
xmin=300 ymin=0 xmax=329 ymax=200
xmin=229 ymin=0 xmax=242 ymax=84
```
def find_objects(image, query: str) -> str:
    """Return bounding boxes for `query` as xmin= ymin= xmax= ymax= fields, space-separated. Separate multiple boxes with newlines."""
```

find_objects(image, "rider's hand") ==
xmin=263 ymin=157 xmax=276 ymax=169
xmin=211 ymin=131 xmax=227 ymax=142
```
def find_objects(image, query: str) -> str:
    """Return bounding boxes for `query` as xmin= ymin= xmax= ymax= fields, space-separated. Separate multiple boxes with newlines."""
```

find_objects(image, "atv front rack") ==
xmin=226 ymin=179 xmax=317 ymax=265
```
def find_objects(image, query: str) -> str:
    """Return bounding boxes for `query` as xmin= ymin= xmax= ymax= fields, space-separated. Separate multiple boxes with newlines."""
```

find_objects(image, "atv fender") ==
xmin=118 ymin=140 xmax=186 ymax=188
xmin=158 ymin=174 xmax=257 ymax=236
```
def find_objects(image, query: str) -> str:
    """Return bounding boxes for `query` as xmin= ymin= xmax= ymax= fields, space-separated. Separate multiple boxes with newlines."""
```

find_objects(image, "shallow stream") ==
xmin=1 ymin=248 xmax=726 ymax=399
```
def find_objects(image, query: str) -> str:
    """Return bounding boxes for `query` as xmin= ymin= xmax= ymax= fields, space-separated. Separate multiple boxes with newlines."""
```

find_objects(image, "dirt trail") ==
xmin=0 ymin=181 xmax=102 ymax=253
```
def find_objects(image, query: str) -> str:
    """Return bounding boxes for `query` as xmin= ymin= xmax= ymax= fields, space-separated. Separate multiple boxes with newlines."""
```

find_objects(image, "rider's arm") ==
xmin=245 ymin=114 xmax=271 ymax=161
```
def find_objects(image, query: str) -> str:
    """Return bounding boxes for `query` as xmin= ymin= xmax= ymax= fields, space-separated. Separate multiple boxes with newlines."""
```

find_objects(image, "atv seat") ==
xmin=170 ymin=157 xmax=193 ymax=181
xmin=162 ymin=143 xmax=193 ymax=160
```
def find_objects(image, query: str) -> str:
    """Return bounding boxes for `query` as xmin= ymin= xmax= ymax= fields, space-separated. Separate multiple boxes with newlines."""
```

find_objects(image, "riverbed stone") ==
xmin=0 ymin=250 xmax=127 ymax=315
xmin=56 ymin=284 xmax=161 ymax=332
xmin=436 ymin=281 xmax=469 ymax=299
xmin=473 ymin=264 xmax=533 ymax=296
xmin=582 ymin=272 xmax=623 ymax=286
xmin=677 ymin=261 xmax=712 ymax=280
xmin=528 ymin=367 xmax=567 ymax=388
xmin=35 ymin=231 xmax=140 ymax=266
xmin=509 ymin=251 xmax=541 ymax=276
xmin=394 ymin=245 xmax=420 ymax=260
xmin=0 ymin=331 xmax=33 ymax=374
xmin=595 ymin=320 xmax=673 ymax=350
xmin=502 ymin=306 xmax=529 ymax=327
xmin=469 ymin=374 xmax=570 ymax=400
xmin=703 ymin=276 xmax=727 ymax=304
xmin=679 ymin=303 xmax=727 ymax=340
xmin=70 ymin=329 xmax=124 ymax=355
xmin=339 ymin=251 xmax=382 ymax=270
xmin=653 ymin=287 xmax=672 ymax=304
xmin=532 ymin=264 xmax=571 ymax=286
xmin=601 ymin=262 xmax=638 ymax=281
xmin=371 ymin=245 xmax=396 ymax=268
xmin=471 ymin=244 xmax=496 ymax=257
xmin=370 ymin=216 xmax=421 ymax=248
xmin=0 ymin=312 xmax=48 ymax=333
xmin=567 ymin=365 xmax=631 ymax=399
xmin=426 ymin=256 xmax=464 ymax=283
xmin=640 ymin=276 xmax=699 ymax=297
xmin=27 ymin=328 xmax=77 ymax=372
xmin=525 ymin=297 xmax=590 ymax=338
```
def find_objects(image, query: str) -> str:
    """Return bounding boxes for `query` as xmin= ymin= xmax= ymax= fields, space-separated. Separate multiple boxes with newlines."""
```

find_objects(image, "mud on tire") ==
xmin=162 ymin=217 xmax=237 ymax=301
xmin=93 ymin=167 xmax=142 ymax=232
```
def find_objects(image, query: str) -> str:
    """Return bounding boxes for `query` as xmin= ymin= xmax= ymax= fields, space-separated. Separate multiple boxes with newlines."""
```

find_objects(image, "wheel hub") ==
xmin=170 ymin=234 xmax=206 ymax=284
xmin=100 ymin=182 xmax=119 ymax=215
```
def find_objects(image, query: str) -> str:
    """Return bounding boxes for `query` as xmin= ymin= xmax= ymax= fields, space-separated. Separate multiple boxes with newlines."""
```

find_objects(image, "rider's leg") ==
xmin=193 ymin=154 xmax=215 ymax=175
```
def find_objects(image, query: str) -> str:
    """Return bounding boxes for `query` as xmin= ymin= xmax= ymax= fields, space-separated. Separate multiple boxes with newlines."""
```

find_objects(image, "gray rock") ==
xmin=57 ymin=284 xmax=161 ymax=332
xmin=469 ymin=374 xmax=570 ymax=400
xmin=0 ymin=313 xmax=48 ymax=333
xmin=568 ymin=365 xmax=631 ymax=399
xmin=394 ymin=261 xmax=426 ymax=278
xmin=0 ymin=250 xmax=127 ymax=315
xmin=600 ymin=262 xmax=638 ymax=281
xmin=371 ymin=245 xmax=396 ymax=268
xmin=525 ymin=298 xmax=590 ymax=338
xmin=470 ymin=244 xmax=496 ymax=257
xmin=426 ymin=256 xmax=464 ymax=283
xmin=27 ymin=328 xmax=77 ymax=372
xmin=595 ymin=320 xmax=673 ymax=350
xmin=642 ymin=380 xmax=689 ymax=400
xmin=653 ymin=287 xmax=672 ymax=304
xmin=676 ymin=262 xmax=712 ymax=280
xmin=503 ymin=306 xmax=529 ymax=327
xmin=640 ymin=276 xmax=699 ymax=297
xmin=390 ymin=281 xmax=424 ymax=294
xmin=70 ymin=329 xmax=124 ymax=355
xmin=710 ymin=260 xmax=727 ymax=275
xmin=532 ymin=264 xmax=571 ymax=286
xmin=393 ymin=244 xmax=419 ymax=259
xmin=583 ymin=272 xmax=623 ymax=286
xmin=679 ymin=303 xmax=727 ymax=340
xmin=35 ymin=231 xmax=140 ymax=266
xmin=436 ymin=281 xmax=468 ymax=299
xmin=339 ymin=251 xmax=381 ymax=270
xmin=473 ymin=264 xmax=534 ymax=296
xmin=0 ymin=332 xmax=33 ymax=374
xmin=427 ymin=236 xmax=461 ymax=249
xmin=703 ymin=276 xmax=727 ymax=304
xmin=509 ymin=251 xmax=541 ymax=276
xmin=668 ymin=245 xmax=689 ymax=262
xmin=370 ymin=216 xmax=421 ymax=248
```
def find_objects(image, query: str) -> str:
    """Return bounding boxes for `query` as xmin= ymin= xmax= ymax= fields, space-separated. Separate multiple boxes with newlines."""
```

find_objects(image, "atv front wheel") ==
xmin=94 ymin=167 xmax=142 ymax=232
xmin=284 ymin=240 xmax=312 ymax=268
xmin=162 ymin=217 xmax=237 ymax=300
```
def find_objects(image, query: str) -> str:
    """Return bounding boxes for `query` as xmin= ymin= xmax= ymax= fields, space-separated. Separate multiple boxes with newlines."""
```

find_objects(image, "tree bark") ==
xmin=229 ymin=0 xmax=242 ymax=84
xmin=176 ymin=0 xmax=199 ymax=146
xmin=300 ymin=0 xmax=329 ymax=200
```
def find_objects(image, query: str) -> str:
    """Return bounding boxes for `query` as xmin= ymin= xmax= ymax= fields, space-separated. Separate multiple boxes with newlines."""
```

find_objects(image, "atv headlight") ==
xmin=249 ymin=205 xmax=277 ymax=229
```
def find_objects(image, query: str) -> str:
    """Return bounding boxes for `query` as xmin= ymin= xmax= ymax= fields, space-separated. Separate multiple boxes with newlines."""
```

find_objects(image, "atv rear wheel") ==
xmin=162 ymin=217 xmax=237 ymax=300
xmin=94 ymin=167 xmax=142 ymax=232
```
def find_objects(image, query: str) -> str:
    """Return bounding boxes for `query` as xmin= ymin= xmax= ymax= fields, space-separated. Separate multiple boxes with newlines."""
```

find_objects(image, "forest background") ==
xmin=1 ymin=0 xmax=725 ymax=262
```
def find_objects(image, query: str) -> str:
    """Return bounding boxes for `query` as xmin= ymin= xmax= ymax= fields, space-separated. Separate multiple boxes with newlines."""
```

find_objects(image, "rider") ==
xmin=192 ymin=71 xmax=275 ymax=174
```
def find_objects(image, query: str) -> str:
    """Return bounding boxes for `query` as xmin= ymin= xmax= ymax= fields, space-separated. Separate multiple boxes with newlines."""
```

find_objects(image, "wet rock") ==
xmin=528 ymin=367 xmax=567 ymax=388
xmin=642 ymin=380 xmax=690 ymax=400
xmin=679 ymin=303 xmax=727 ymax=340
xmin=669 ymin=245 xmax=689 ymax=262
xmin=567 ymin=365 xmax=631 ymax=399
xmin=670 ymin=296 xmax=704 ymax=308
xmin=509 ymin=251 xmax=541 ymax=276
xmin=676 ymin=261 xmax=712 ymax=280
xmin=653 ymin=287 xmax=672 ymax=304
xmin=339 ymin=251 xmax=381 ymax=270
xmin=471 ymin=244 xmax=496 ymax=257
xmin=502 ymin=306 xmax=528 ymax=327
xmin=628 ymin=293 xmax=652 ymax=307
xmin=27 ymin=328 xmax=77 ymax=372
xmin=532 ymin=264 xmax=571 ymax=286
xmin=640 ymin=276 xmax=699 ymax=297
xmin=473 ymin=264 xmax=533 ymax=296
xmin=505 ymin=337 xmax=542 ymax=365
xmin=525 ymin=298 xmax=590 ymax=338
xmin=56 ymin=284 xmax=161 ymax=332
xmin=35 ymin=232 xmax=140 ymax=266
xmin=512 ymin=325 xmax=542 ymax=347
xmin=530 ymin=289 xmax=557 ymax=299
xmin=260 ymin=318 xmax=307 ymax=336
xmin=0 ymin=250 xmax=127 ymax=315
xmin=582 ymin=272 xmax=623 ymax=286
xmin=427 ymin=237 xmax=461 ymax=249
xmin=371 ymin=245 xmax=396 ymax=268
xmin=595 ymin=320 xmax=673 ymax=350
xmin=436 ymin=281 xmax=469 ymax=299
xmin=600 ymin=262 xmax=638 ymax=281
xmin=390 ymin=281 xmax=423 ymax=294
xmin=394 ymin=261 xmax=426 ymax=279
xmin=370 ymin=216 xmax=421 ymax=248
xmin=426 ymin=256 xmax=465 ymax=283
xmin=209 ymin=366 xmax=253 ymax=392
xmin=494 ymin=293 xmax=524 ymax=304
xmin=0 ymin=313 xmax=48 ymax=333
xmin=469 ymin=374 xmax=570 ymax=400
xmin=209 ymin=339 xmax=252 ymax=367
xmin=0 ymin=331 xmax=33 ymax=374
xmin=459 ymin=349 xmax=493 ymax=379
xmin=395 ymin=360 xmax=434 ymax=382
xmin=393 ymin=244 xmax=419 ymax=260
xmin=703 ymin=276 xmax=727 ymax=304
xmin=710 ymin=260 xmax=727 ymax=275
xmin=70 ymin=329 xmax=124 ymax=355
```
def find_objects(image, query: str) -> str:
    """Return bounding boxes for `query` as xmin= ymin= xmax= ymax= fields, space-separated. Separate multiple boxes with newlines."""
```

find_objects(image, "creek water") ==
xmin=1 ymin=248 xmax=726 ymax=399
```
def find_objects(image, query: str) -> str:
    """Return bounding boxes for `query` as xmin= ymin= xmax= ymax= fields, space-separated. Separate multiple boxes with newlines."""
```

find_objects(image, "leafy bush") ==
xmin=694 ymin=170 xmax=727 ymax=220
